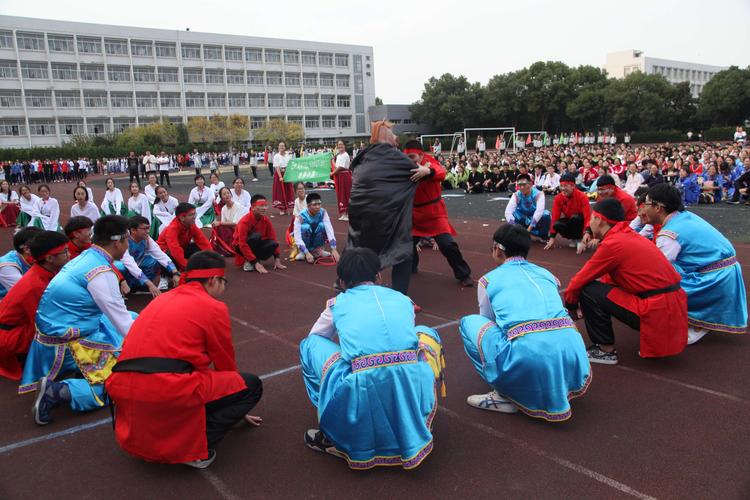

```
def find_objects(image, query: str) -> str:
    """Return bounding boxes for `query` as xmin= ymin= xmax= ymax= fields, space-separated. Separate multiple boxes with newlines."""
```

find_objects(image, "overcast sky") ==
xmin=2 ymin=0 xmax=748 ymax=104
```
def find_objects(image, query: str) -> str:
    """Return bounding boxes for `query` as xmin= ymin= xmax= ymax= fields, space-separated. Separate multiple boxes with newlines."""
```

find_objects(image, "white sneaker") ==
xmin=466 ymin=390 xmax=518 ymax=413
xmin=687 ymin=326 xmax=710 ymax=345
xmin=242 ymin=262 xmax=255 ymax=272
xmin=252 ymin=178 xmax=259 ymax=182
xmin=158 ymin=277 xmax=169 ymax=290
xmin=183 ymin=449 xmax=217 ymax=469
xmin=340 ymin=214 xmax=349 ymax=222
xmin=568 ymin=239 xmax=580 ymax=248
xmin=295 ymin=252 xmax=305 ymax=261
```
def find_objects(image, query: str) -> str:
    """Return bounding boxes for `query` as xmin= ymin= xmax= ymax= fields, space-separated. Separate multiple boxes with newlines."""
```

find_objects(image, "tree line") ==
xmin=409 ymin=62 xmax=750 ymax=134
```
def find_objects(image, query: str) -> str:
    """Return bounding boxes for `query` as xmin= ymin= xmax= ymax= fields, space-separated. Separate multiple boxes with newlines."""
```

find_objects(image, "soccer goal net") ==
xmin=418 ymin=133 xmax=464 ymax=155
xmin=463 ymin=127 xmax=516 ymax=154
xmin=514 ymin=131 xmax=550 ymax=149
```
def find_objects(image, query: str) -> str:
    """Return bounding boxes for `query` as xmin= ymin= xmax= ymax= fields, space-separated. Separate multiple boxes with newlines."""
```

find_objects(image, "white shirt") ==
xmin=128 ymin=193 xmax=151 ymax=223
xmin=101 ymin=188 xmax=124 ymax=215
xmin=335 ymin=152 xmax=351 ymax=170
xmin=231 ymin=189 xmax=251 ymax=209
xmin=273 ymin=152 xmax=291 ymax=170
xmin=505 ymin=190 xmax=546 ymax=226
xmin=70 ymin=201 xmax=100 ymax=222
xmin=541 ymin=172 xmax=560 ymax=190
xmin=0 ymin=191 xmax=19 ymax=204
xmin=209 ymin=182 xmax=226 ymax=203
xmin=119 ymin=236 xmax=175 ymax=283
xmin=293 ymin=197 xmax=307 ymax=216
xmin=143 ymin=154 xmax=157 ymax=172
xmin=0 ymin=258 xmax=25 ymax=292
xmin=143 ymin=184 xmax=159 ymax=204
xmin=32 ymin=197 xmax=60 ymax=230
xmin=157 ymin=155 xmax=170 ymax=171
xmin=220 ymin=202 xmax=248 ymax=224
xmin=87 ymin=267 xmax=134 ymax=337
xmin=623 ymin=172 xmax=645 ymax=196
xmin=153 ymin=196 xmax=179 ymax=233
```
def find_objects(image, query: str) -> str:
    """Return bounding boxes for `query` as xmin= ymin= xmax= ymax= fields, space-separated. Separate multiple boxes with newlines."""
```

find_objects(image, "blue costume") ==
xmin=0 ymin=250 xmax=31 ymax=300
xmin=510 ymin=188 xmax=551 ymax=239
xmin=114 ymin=237 xmax=176 ymax=288
xmin=300 ymin=285 xmax=443 ymax=470
xmin=659 ymin=211 xmax=747 ymax=334
xmin=297 ymin=208 xmax=335 ymax=254
xmin=19 ymin=246 xmax=135 ymax=410
xmin=460 ymin=257 xmax=591 ymax=421
xmin=676 ymin=175 xmax=700 ymax=206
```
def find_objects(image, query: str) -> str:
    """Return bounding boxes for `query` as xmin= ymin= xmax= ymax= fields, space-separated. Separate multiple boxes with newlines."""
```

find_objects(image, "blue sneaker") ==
xmin=32 ymin=377 xmax=68 ymax=426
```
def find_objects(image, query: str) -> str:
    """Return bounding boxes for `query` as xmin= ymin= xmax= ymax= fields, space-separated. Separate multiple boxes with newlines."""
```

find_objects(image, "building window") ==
xmin=48 ymin=35 xmax=75 ymax=53
xmin=250 ymin=117 xmax=266 ymax=129
xmin=108 ymin=65 xmax=131 ymax=82
xmin=204 ymin=45 xmax=222 ymax=60
xmin=228 ymin=93 xmax=246 ymax=107
xmin=248 ymin=94 xmax=266 ymax=107
xmin=285 ymin=94 xmax=301 ymax=107
xmin=55 ymin=91 xmax=81 ymax=108
xmin=304 ymin=94 xmax=318 ymax=108
xmin=59 ymin=119 xmax=84 ymax=135
xmin=160 ymin=92 xmax=180 ymax=108
xmin=247 ymin=71 xmax=264 ymax=85
xmin=354 ymin=74 xmax=363 ymax=92
xmin=133 ymin=66 xmax=156 ymax=82
xmin=87 ymin=120 xmax=109 ymax=134
xmin=322 ymin=115 xmax=336 ymax=128
xmin=111 ymin=92 xmax=134 ymax=108
xmin=105 ymin=39 xmax=128 ymax=56
xmin=83 ymin=91 xmax=108 ymax=108
xmin=205 ymin=68 xmax=225 ymax=84
xmin=207 ymin=93 xmax=226 ymax=108
xmin=321 ymin=94 xmax=335 ymax=108
xmin=158 ymin=67 xmax=178 ymax=83
xmin=0 ymin=31 xmax=13 ymax=49
xmin=265 ymin=49 xmax=281 ymax=63
xmin=113 ymin=118 xmax=136 ymax=132
xmin=136 ymin=92 xmax=158 ymax=108
xmin=185 ymin=92 xmax=205 ymax=108
xmin=131 ymin=40 xmax=153 ymax=57
xmin=268 ymin=94 xmax=284 ymax=107
xmin=0 ymin=90 xmax=23 ymax=108
xmin=305 ymin=116 xmax=320 ymax=129
xmin=336 ymin=75 xmax=350 ymax=88
xmin=302 ymin=73 xmax=317 ymax=87
xmin=318 ymin=53 xmax=333 ymax=66
xmin=79 ymin=64 xmax=104 ymax=81
xmin=334 ymin=54 xmax=349 ymax=67
xmin=0 ymin=120 xmax=24 ymax=136
xmin=28 ymin=120 xmax=56 ymax=136
xmin=183 ymin=68 xmax=203 ymax=84
xmin=284 ymin=50 xmax=300 ymax=64
xmin=21 ymin=62 xmax=48 ymax=80
xmin=225 ymin=46 xmax=242 ymax=61
xmin=77 ymin=36 xmax=102 ymax=54
xmin=51 ymin=63 xmax=77 ymax=81
xmin=0 ymin=60 xmax=18 ymax=79
xmin=227 ymin=70 xmax=244 ymax=85
xmin=301 ymin=51 xmax=316 ymax=65
xmin=320 ymin=74 xmax=334 ymax=88
xmin=181 ymin=44 xmax=201 ymax=59
xmin=16 ymin=32 xmax=45 ymax=51
xmin=25 ymin=90 xmax=52 ymax=108
xmin=336 ymin=95 xmax=351 ymax=108
xmin=338 ymin=115 xmax=352 ymax=129
xmin=353 ymin=55 xmax=362 ymax=72
xmin=245 ymin=47 xmax=262 ymax=62
xmin=285 ymin=72 xmax=300 ymax=86
xmin=266 ymin=71 xmax=283 ymax=86
xmin=287 ymin=116 xmax=303 ymax=125
xmin=155 ymin=42 xmax=176 ymax=58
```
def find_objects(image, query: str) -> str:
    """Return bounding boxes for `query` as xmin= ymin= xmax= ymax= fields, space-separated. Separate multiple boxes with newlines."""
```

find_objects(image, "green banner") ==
xmin=283 ymin=152 xmax=333 ymax=183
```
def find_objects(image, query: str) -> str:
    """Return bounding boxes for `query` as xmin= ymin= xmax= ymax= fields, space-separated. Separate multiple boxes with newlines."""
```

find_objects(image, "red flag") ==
xmin=526 ymin=134 xmax=532 ymax=145
xmin=495 ymin=135 xmax=501 ymax=150
xmin=575 ymin=132 xmax=580 ymax=144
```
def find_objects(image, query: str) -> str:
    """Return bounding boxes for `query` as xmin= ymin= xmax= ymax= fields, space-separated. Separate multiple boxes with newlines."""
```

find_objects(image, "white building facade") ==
xmin=605 ymin=50 xmax=726 ymax=98
xmin=0 ymin=16 xmax=375 ymax=148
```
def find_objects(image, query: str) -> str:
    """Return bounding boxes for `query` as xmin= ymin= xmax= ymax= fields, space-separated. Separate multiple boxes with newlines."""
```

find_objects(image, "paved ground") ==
xmin=0 ymin=166 xmax=748 ymax=499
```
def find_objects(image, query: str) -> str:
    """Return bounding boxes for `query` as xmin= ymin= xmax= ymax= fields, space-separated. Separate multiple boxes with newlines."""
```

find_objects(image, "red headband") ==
xmin=591 ymin=211 xmax=622 ymax=226
xmin=180 ymin=267 xmax=225 ymax=285
xmin=560 ymin=181 xmax=576 ymax=186
xmin=252 ymin=199 xmax=268 ymax=207
xmin=35 ymin=243 xmax=68 ymax=261
xmin=178 ymin=208 xmax=196 ymax=216
xmin=403 ymin=148 xmax=424 ymax=155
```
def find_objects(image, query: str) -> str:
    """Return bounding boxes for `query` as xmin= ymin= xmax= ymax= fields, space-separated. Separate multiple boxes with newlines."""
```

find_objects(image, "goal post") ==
xmin=463 ymin=127 xmax=516 ymax=154
xmin=418 ymin=132 xmax=464 ymax=155
xmin=514 ymin=131 xmax=550 ymax=149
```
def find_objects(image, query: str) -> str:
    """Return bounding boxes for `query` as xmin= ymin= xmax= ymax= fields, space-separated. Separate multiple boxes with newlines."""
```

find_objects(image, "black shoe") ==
xmin=726 ymin=200 xmax=740 ymax=205
xmin=586 ymin=345 xmax=618 ymax=365
xmin=332 ymin=281 xmax=343 ymax=292
xmin=32 ymin=376 xmax=68 ymax=426
xmin=304 ymin=429 xmax=334 ymax=454
xmin=460 ymin=276 xmax=474 ymax=287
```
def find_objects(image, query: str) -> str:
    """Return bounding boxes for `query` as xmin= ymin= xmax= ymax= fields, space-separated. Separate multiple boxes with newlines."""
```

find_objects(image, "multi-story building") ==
xmin=0 ymin=15 xmax=375 ymax=148
xmin=367 ymin=104 xmax=430 ymax=135
xmin=605 ymin=50 xmax=726 ymax=98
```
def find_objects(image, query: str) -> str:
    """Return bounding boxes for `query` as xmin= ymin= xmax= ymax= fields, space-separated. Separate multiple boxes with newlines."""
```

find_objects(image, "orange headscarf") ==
xmin=369 ymin=120 xmax=394 ymax=144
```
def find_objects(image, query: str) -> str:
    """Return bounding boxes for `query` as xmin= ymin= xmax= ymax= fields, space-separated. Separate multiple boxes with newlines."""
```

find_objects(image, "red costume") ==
xmin=334 ymin=168 xmax=352 ymax=216
xmin=412 ymin=153 xmax=455 ymax=237
xmin=549 ymin=188 xmax=591 ymax=236
xmin=0 ymin=201 xmax=20 ymax=227
xmin=232 ymin=211 xmax=280 ymax=265
xmin=564 ymin=222 xmax=688 ymax=357
xmin=67 ymin=241 xmax=90 ymax=260
xmin=0 ymin=265 xmax=54 ymax=380
xmin=157 ymin=218 xmax=211 ymax=270
xmin=106 ymin=282 xmax=246 ymax=463
xmin=609 ymin=186 xmax=638 ymax=221
xmin=272 ymin=175 xmax=294 ymax=212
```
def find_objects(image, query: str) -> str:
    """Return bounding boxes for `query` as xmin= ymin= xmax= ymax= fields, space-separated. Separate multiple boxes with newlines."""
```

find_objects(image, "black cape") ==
xmin=347 ymin=143 xmax=417 ymax=268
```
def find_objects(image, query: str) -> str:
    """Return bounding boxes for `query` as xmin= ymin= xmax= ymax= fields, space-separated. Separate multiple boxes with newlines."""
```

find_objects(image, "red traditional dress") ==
xmin=106 ymin=281 xmax=247 ymax=463
xmin=550 ymin=188 xmax=591 ymax=236
xmin=412 ymin=154 xmax=455 ymax=238
xmin=232 ymin=211 xmax=280 ymax=266
xmin=156 ymin=218 xmax=211 ymax=270
xmin=333 ymin=152 xmax=352 ymax=216
xmin=0 ymin=264 xmax=54 ymax=380
xmin=565 ymin=222 xmax=688 ymax=357
xmin=271 ymin=152 xmax=294 ymax=212
xmin=0 ymin=197 xmax=20 ymax=227
xmin=610 ymin=186 xmax=638 ymax=221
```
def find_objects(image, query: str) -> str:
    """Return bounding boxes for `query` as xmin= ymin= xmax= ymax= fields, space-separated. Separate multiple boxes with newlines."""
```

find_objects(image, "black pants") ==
xmin=553 ymin=214 xmax=584 ymax=240
xmin=247 ymin=233 xmax=278 ymax=262
xmin=233 ymin=164 xmax=240 ymax=178
xmin=205 ymin=372 xmax=263 ymax=449
xmin=250 ymin=166 xmax=257 ymax=179
xmin=268 ymin=163 xmax=274 ymax=177
xmin=129 ymin=168 xmax=140 ymax=187
xmin=730 ymin=172 xmax=750 ymax=202
xmin=195 ymin=167 xmax=201 ymax=177
xmin=412 ymin=234 xmax=471 ymax=280
xmin=579 ymin=281 xmax=640 ymax=346
xmin=391 ymin=259 xmax=412 ymax=295
xmin=159 ymin=170 xmax=171 ymax=187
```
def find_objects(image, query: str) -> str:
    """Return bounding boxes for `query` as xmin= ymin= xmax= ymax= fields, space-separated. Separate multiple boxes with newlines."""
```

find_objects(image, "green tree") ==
xmin=176 ymin=123 xmax=189 ymax=146
xmin=604 ymin=72 xmax=676 ymax=131
xmin=698 ymin=66 xmax=750 ymax=126
xmin=374 ymin=96 xmax=383 ymax=105
xmin=187 ymin=116 xmax=212 ymax=144
xmin=252 ymin=118 xmax=304 ymax=145
xmin=668 ymin=82 xmax=698 ymax=131
xmin=522 ymin=61 xmax=574 ymax=130
xmin=483 ymin=70 xmax=527 ymax=127
xmin=410 ymin=74 xmax=484 ymax=132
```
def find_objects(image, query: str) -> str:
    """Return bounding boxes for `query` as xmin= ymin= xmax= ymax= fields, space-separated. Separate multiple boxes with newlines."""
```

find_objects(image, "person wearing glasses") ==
xmin=504 ymin=173 xmax=551 ymax=242
xmin=292 ymin=192 xmax=339 ymax=264
xmin=107 ymin=251 xmax=263 ymax=469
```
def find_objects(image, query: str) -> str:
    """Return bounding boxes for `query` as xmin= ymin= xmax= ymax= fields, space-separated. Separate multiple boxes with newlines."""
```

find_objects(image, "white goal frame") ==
xmin=418 ymin=133 xmax=464 ymax=155
xmin=514 ymin=131 xmax=549 ymax=148
xmin=463 ymin=127 xmax=516 ymax=154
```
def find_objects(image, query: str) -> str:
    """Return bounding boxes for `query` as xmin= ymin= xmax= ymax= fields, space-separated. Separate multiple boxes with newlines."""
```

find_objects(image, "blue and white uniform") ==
xmin=505 ymin=187 xmax=551 ymax=239
xmin=293 ymin=208 xmax=336 ymax=255
xmin=115 ymin=236 xmax=177 ymax=288
xmin=0 ymin=250 xmax=31 ymax=300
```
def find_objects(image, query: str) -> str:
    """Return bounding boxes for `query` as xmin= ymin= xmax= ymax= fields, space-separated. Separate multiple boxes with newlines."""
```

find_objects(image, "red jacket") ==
xmin=157 ymin=219 xmax=211 ymax=270
xmin=233 ymin=211 xmax=279 ymax=264
xmin=611 ymin=186 xmax=638 ymax=221
xmin=413 ymin=153 xmax=455 ymax=237
xmin=67 ymin=241 xmax=90 ymax=260
xmin=550 ymin=189 xmax=591 ymax=236
xmin=564 ymin=222 xmax=687 ymax=357
xmin=0 ymin=265 xmax=54 ymax=380
xmin=106 ymin=282 xmax=246 ymax=463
